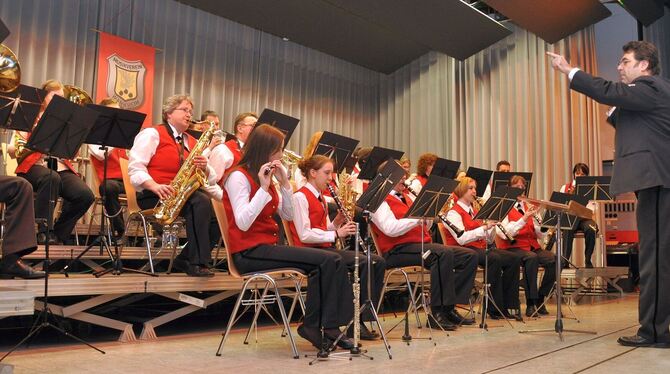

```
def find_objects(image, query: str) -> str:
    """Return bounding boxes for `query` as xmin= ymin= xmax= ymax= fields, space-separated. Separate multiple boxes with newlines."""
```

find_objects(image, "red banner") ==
xmin=95 ymin=32 xmax=155 ymax=126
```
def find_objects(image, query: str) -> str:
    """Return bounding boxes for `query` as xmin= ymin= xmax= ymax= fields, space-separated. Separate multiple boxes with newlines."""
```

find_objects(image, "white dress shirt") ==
xmin=208 ymin=143 xmax=234 ymax=182
xmin=128 ymin=123 xmax=216 ymax=191
xmin=369 ymin=191 xmax=427 ymax=237
xmin=224 ymin=167 xmax=293 ymax=231
xmin=292 ymin=182 xmax=336 ymax=244
xmin=497 ymin=202 xmax=544 ymax=240
xmin=446 ymin=200 xmax=495 ymax=246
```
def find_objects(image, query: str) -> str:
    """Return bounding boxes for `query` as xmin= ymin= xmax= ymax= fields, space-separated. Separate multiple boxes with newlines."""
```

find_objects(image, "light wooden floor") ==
xmin=2 ymin=294 xmax=669 ymax=374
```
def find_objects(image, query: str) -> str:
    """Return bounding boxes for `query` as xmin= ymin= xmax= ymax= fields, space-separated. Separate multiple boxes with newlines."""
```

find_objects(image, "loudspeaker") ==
xmin=620 ymin=0 xmax=665 ymax=26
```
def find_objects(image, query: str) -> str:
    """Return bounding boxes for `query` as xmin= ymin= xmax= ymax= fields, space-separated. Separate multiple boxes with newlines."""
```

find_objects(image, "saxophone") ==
xmin=12 ymin=131 xmax=32 ymax=162
xmin=154 ymin=121 xmax=220 ymax=225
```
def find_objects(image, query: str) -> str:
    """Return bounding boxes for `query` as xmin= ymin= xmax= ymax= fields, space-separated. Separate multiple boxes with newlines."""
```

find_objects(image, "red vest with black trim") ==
xmin=224 ymin=139 xmax=242 ymax=168
xmin=443 ymin=203 xmax=486 ymax=249
xmin=417 ymin=175 xmax=428 ymax=187
xmin=146 ymin=125 xmax=197 ymax=185
xmin=91 ymin=148 xmax=127 ymax=181
xmin=289 ymin=186 xmax=331 ymax=248
xmin=222 ymin=167 xmax=280 ymax=254
xmin=497 ymin=207 xmax=540 ymax=251
xmin=563 ymin=182 xmax=575 ymax=194
xmin=371 ymin=193 xmax=431 ymax=254
xmin=15 ymin=133 xmax=77 ymax=175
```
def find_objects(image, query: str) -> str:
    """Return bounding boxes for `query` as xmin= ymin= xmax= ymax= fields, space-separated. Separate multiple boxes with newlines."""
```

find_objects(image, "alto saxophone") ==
xmin=154 ymin=121 xmax=220 ymax=225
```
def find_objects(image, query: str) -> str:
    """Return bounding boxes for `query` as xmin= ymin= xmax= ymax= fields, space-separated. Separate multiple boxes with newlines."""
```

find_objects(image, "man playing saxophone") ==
xmin=128 ymin=94 xmax=219 ymax=277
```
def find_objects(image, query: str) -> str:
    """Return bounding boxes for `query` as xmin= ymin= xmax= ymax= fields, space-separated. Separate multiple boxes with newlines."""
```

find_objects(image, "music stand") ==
xmin=431 ymin=158 xmax=461 ymax=179
xmin=473 ymin=187 xmax=524 ymax=329
xmin=256 ymin=108 xmax=299 ymax=146
xmin=492 ymin=171 xmax=533 ymax=197
xmin=313 ymin=131 xmax=359 ymax=173
xmin=0 ymin=18 xmax=9 ymax=44
xmin=466 ymin=166 xmax=493 ymax=201
xmin=62 ymin=104 xmax=145 ymax=277
xmin=0 ymin=84 xmax=47 ymax=132
xmin=576 ymin=176 xmax=611 ymax=267
xmin=518 ymin=197 xmax=597 ymax=340
xmin=1 ymin=95 xmax=104 ymax=362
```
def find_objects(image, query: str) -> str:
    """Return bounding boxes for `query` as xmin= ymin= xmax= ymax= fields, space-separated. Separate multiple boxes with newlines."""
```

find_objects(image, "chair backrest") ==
xmin=1 ymin=143 xmax=17 ymax=176
xmin=368 ymin=228 xmax=383 ymax=256
xmin=90 ymin=157 xmax=102 ymax=199
xmin=118 ymin=158 xmax=141 ymax=214
xmin=437 ymin=222 xmax=450 ymax=245
xmin=211 ymin=198 xmax=242 ymax=278
xmin=281 ymin=218 xmax=295 ymax=246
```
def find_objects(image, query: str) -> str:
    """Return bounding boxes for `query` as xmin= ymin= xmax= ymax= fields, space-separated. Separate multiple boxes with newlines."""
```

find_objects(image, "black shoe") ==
xmin=36 ymin=232 xmax=57 ymax=245
xmin=324 ymin=328 xmax=355 ymax=350
xmin=186 ymin=264 xmax=214 ymax=277
xmin=0 ymin=259 xmax=46 ymax=279
xmin=487 ymin=310 xmax=503 ymax=320
xmin=298 ymin=324 xmax=331 ymax=350
xmin=429 ymin=312 xmax=457 ymax=331
xmin=172 ymin=257 xmax=190 ymax=273
xmin=536 ymin=304 xmax=549 ymax=315
xmin=359 ymin=322 xmax=380 ymax=340
xmin=525 ymin=305 xmax=538 ymax=317
xmin=585 ymin=261 xmax=594 ymax=269
xmin=445 ymin=309 xmax=475 ymax=325
xmin=617 ymin=335 xmax=670 ymax=348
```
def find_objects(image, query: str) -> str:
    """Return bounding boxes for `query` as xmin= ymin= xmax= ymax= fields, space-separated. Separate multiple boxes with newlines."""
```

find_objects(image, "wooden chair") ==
xmin=211 ymin=199 xmax=305 ymax=359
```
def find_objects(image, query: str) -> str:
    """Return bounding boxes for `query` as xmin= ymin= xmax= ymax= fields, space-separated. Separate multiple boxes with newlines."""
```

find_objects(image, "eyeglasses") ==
xmin=174 ymin=107 xmax=193 ymax=115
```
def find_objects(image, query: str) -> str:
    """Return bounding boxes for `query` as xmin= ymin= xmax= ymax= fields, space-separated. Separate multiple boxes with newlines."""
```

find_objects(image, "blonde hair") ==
xmin=453 ymin=177 xmax=476 ymax=198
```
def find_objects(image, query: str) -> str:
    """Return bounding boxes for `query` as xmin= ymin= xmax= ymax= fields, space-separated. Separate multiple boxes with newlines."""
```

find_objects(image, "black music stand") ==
xmin=466 ymin=167 xmax=493 ymax=199
xmin=356 ymin=146 xmax=404 ymax=182
xmin=0 ymin=84 xmax=47 ymax=132
xmin=256 ymin=108 xmax=299 ymax=145
xmin=473 ymin=187 xmax=523 ymax=330
xmin=492 ymin=171 xmax=533 ymax=197
xmin=62 ymin=104 xmax=145 ymax=277
xmin=431 ymin=158 xmax=461 ymax=179
xmin=1 ymin=95 xmax=104 ymax=362
xmin=313 ymin=131 xmax=359 ymax=173
xmin=576 ymin=176 xmax=611 ymax=267
xmin=518 ymin=197 xmax=597 ymax=340
xmin=541 ymin=192 xmax=589 ymax=266
xmin=0 ymin=18 xmax=9 ymax=44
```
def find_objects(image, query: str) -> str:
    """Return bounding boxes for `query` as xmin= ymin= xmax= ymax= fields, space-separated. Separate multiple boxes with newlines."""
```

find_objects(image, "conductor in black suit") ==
xmin=548 ymin=41 xmax=670 ymax=348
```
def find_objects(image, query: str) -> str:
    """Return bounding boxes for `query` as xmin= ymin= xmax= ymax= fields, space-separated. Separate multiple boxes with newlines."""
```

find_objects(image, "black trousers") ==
xmin=636 ymin=187 xmax=670 ymax=343
xmin=505 ymin=248 xmax=556 ymax=303
xmin=0 ymin=176 xmax=37 ymax=256
xmin=100 ymin=178 xmax=125 ymax=236
xmin=334 ymin=249 xmax=385 ymax=321
xmin=137 ymin=189 xmax=217 ymax=266
xmin=18 ymin=166 xmax=94 ymax=243
xmin=233 ymin=244 xmax=354 ymax=328
xmin=563 ymin=219 xmax=598 ymax=265
xmin=472 ymin=247 xmax=522 ymax=310
xmin=383 ymin=243 xmax=478 ymax=308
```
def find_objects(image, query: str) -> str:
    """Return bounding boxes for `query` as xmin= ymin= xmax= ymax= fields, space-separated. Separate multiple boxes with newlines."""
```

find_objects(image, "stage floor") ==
xmin=2 ymin=294 xmax=668 ymax=373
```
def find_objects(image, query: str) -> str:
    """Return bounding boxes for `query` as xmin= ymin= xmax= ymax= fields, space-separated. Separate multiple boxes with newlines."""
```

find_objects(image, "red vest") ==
xmin=225 ymin=139 xmax=242 ymax=168
xmin=289 ymin=186 xmax=331 ymax=248
xmin=563 ymin=182 xmax=575 ymax=194
xmin=443 ymin=203 xmax=487 ymax=249
xmin=417 ymin=175 xmax=428 ymax=187
xmin=91 ymin=148 xmax=127 ymax=181
xmin=222 ymin=167 xmax=280 ymax=254
xmin=15 ymin=133 xmax=77 ymax=175
xmin=146 ymin=125 xmax=197 ymax=185
xmin=497 ymin=206 xmax=540 ymax=251
xmin=371 ymin=194 xmax=431 ymax=254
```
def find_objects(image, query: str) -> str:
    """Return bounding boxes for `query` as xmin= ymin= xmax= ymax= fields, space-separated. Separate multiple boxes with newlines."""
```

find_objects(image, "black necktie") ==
xmin=176 ymin=135 xmax=185 ymax=165
xmin=517 ymin=203 xmax=525 ymax=215
xmin=469 ymin=209 xmax=475 ymax=218
xmin=397 ymin=192 xmax=407 ymax=205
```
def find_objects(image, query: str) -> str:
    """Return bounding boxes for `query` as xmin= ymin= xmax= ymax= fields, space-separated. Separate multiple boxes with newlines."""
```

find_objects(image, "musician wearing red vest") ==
xmin=481 ymin=160 xmax=511 ymax=203
xmin=443 ymin=177 xmax=522 ymax=320
xmin=209 ymin=112 xmax=257 ymax=185
xmin=128 ymin=94 xmax=218 ymax=277
xmin=407 ymin=152 xmax=437 ymax=196
xmin=289 ymin=154 xmax=386 ymax=340
xmin=222 ymin=124 xmax=355 ymax=350
xmin=88 ymin=98 xmax=127 ymax=240
xmin=369 ymin=162 xmax=478 ymax=331
xmin=10 ymin=79 xmax=94 ymax=245
xmin=497 ymin=175 xmax=556 ymax=317
xmin=558 ymin=162 xmax=598 ymax=268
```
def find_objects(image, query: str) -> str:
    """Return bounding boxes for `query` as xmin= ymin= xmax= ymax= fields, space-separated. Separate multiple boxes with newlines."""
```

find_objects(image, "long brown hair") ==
xmin=238 ymin=124 xmax=285 ymax=184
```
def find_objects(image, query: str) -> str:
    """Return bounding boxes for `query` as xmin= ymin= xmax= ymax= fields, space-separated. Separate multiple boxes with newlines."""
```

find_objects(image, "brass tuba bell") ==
xmin=0 ymin=44 xmax=20 ymax=93
xmin=63 ymin=85 xmax=92 ymax=106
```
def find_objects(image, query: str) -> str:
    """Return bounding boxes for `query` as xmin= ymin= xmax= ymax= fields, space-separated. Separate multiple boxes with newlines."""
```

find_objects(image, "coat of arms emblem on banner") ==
xmin=105 ymin=54 xmax=146 ymax=109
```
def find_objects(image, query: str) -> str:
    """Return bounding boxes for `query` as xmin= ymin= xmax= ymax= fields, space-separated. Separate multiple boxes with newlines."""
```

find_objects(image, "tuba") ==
xmin=0 ymin=44 xmax=20 ymax=93
xmin=63 ymin=85 xmax=92 ymax=106
xmin=153 ymin=120 xmax=220 ymax=225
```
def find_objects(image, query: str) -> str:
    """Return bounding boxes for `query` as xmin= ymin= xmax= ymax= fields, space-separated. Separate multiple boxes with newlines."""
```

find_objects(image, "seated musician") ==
xmin=128 ymin=94 xmax=218 ymax=277
xmin=481 ymin=160 xmax=511 ymax=203
xmin=10 ymin=79 xmax=94 ymax=245
xmin=0 ymin=176 xmax=45 ymax=279
xmin=222 ymin=124 xmax=355 ymax=350
xmin=497 ymin=175 xmax=556 ymax=317
xmin=292 ymin=131 xmax=323 ymax=190
xmin=87 ymin=97 xmax=127 ymax=241
xmin=289 ymin=154 xmax=385 ymax=340
xmin=442 ymin=177 xmax=522 ymax=320
xmin=408 ymin=152 xmax=437 ymax=195
xmin=558 ymin=162 xmax=598 ymax=268
xmin=369 ymin=161 xmax=478 ymax=330
xmin=209 ymin=112 xmax=257 ymax=185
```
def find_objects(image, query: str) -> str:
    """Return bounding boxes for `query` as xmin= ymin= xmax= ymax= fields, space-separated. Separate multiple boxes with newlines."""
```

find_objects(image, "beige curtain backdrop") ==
xmin=379 ymin=24 xmax=603 ymax=200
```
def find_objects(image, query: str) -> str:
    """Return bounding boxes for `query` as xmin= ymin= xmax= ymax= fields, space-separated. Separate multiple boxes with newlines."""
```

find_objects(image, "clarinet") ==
xmin=326 ymin=184 xmax=368 ymax=252
xmin=404 ymin=181 xmax=464 ymax=238
xmin=496 ymin=222 xmax=516 ymax=244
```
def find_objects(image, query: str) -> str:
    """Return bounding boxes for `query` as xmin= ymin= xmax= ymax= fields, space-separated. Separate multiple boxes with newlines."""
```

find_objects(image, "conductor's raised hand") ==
xmin=546 ymin=51 xmax=573 ymax=75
